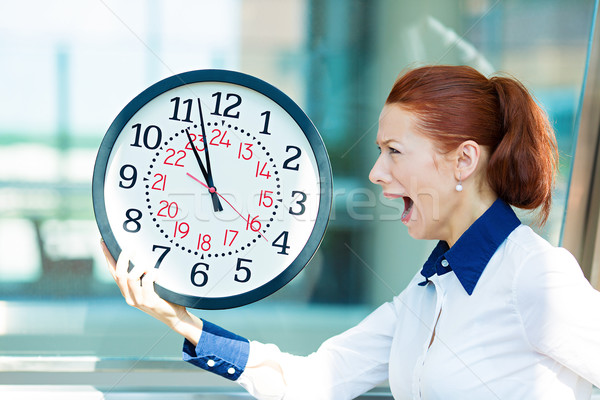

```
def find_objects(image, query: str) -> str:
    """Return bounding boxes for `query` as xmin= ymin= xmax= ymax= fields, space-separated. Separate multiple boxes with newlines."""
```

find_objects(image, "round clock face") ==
xmin=93 ymin=70 xmax=332 ymax=309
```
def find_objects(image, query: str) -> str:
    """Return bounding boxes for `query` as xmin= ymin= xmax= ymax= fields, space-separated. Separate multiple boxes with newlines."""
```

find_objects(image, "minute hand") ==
xmin=185 ymin=128 xmax=223 ymax=212
xmin=197 ymin=99 xmax=223 ymax=212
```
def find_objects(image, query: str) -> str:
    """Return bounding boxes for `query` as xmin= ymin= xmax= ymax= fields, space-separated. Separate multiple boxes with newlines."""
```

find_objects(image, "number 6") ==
xmin=191 ymin=262 xmax=209 ymax=287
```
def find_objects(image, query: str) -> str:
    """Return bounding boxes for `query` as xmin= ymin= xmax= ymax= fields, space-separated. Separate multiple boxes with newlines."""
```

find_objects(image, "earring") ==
xmin=455 ymin=173 xmax=463 ymax=192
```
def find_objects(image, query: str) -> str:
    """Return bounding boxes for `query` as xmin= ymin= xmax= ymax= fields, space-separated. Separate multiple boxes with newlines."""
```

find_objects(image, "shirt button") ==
xmin=227 ymin=367 xmax=236 ymax=375
xmin=441 ymin=259 xmax=449 ymax=267
xmin=207 ymin=359 xmax=215 ymax=368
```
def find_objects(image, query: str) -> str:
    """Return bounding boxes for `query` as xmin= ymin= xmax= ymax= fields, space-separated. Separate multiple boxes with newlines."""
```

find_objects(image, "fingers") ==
xmin=100 ymin=239 xmax=163 ymax=312
xmin=115 ymin=248 xmax=132 ymax=278
xmin=127 ymin=262 xmax=150 ymax=306
xmin=114 ymin=250 xmax=158 ymax=309
xmin=113 ymin=249 xmax=134 ymax=303
xmin=141 ymin=268 xmax=158 ymax=300
xmin=115 ymin=250 xmax=142 ymax=306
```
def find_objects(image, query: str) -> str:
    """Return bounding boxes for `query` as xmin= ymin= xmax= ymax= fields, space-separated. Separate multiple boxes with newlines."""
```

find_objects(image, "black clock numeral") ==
xmin=289 ymin=191 xmax=307 ymax=216
xmin=123 ymin=208 xmax=142 ymax=233
xmin=191 ymin=262 xmax=209 ymax=287
xmin=152 ymin=245 xmax=171 ymax=269
xmin=118 ymin=164 xmax=137 ymax=189
xmin=169 ymin=97 xmax=193 ymax=122
xmin=259 ymin=111 xmax=271 ymax=135
xmin=211 ymin=92 xmax=242 ymax=118
xmin=131 ymin=123 xmax=162 ymax=150
xmin=282 ymin=145 xmax=301 ymax=171
xmin=272 ymin=231 xmax=291 ymax=255
xmin=234 ymin=258 xmax=252 ymax=283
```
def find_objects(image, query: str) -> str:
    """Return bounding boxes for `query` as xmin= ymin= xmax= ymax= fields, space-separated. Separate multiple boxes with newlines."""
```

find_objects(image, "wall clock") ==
xmin=92 ymin=69 xmax=332 ymax=309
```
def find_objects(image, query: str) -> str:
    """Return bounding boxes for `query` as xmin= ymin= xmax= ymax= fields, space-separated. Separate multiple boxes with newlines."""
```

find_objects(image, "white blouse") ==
xmin=239 ymin=239 xmax=600 ymax=398
xmin=184 ymin=201 xmax=600 ymax=399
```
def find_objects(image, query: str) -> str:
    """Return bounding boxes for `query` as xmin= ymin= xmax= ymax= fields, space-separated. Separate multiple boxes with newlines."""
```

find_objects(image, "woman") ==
xmin=101 ymin=65 xmax=600 ymax=399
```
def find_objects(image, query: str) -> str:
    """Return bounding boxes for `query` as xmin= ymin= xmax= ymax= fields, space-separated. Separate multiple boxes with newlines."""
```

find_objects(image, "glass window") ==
xmin=0 ymin=0 xmax=597 ymax=394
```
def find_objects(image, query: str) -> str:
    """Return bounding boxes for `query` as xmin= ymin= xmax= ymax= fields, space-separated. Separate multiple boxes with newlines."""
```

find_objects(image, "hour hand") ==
xmin=185 ymin=129 xmax=223 ymax=212
xmin=208 ymin=185 xmax=223 ymax=212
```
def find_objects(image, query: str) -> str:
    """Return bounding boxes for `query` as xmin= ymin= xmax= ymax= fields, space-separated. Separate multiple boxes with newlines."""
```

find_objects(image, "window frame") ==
xmin=562 ymin=0 xmax=600 ymax=289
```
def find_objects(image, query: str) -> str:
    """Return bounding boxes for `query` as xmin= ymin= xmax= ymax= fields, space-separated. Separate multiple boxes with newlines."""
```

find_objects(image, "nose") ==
xmin=369 ymin=154 xmax=390 ymax=186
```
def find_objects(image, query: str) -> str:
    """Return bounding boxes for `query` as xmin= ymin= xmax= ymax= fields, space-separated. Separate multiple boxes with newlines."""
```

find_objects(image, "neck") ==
xmin=445 ymin=191 xmax=498 ymax=248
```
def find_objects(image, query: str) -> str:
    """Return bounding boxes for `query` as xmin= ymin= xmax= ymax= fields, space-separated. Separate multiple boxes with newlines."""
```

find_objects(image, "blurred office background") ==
xmin=1 ymin=0 xmax=599 ymax=397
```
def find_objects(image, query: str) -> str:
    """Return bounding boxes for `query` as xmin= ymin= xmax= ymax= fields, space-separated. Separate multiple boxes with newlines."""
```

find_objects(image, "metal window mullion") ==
xmin=562 ymin=0 xmax=600 ymax=287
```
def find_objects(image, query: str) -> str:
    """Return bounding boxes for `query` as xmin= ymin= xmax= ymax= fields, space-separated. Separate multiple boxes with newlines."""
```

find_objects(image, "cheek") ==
xmin=415 ymin=194 xmax=440 ymax=222
xmin=414 ymin=177 xmax=455 ymax=225
xmin=401 ymin=169 xmax=446 ymax=217
xmin=392 ymin=164 xmax=438 ymax=194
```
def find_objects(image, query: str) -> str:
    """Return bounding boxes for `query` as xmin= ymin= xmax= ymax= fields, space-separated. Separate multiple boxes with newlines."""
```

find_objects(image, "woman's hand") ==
xmin=101 ymin=239 xmax=203 ymax=345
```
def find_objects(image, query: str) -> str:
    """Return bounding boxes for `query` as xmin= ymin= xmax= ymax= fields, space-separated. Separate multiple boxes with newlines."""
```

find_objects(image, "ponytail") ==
xmin=487 ymin=76 xmax=558 ymax=225
xmin=386 ymin=65 xmax=558 ymax=225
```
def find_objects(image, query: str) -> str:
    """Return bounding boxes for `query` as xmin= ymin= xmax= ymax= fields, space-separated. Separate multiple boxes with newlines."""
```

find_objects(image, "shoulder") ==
xmin=505 ymin=226 xmax=589 ymax=329
xmin=505 ymin=225 xmax=557 ymax=255
xmin=508 ymin=226 xmax=593 ymax=336
xmin=504 ymin=225 xmax=581 ymax=284
xmin=507 ymin=228 xmax=600 ymax=385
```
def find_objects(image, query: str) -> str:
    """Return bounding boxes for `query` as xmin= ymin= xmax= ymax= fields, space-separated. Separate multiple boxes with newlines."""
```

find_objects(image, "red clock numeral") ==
xmin=224 ymin=229 xmax=239 ymax=246
xmin=237 ymin=143 xmax=253 ymax=160
xmin=258 ymin=190 xmax=273 ymax=208
xmin=197 ymin=234 xmax=212 ymax=251
xmin=256 ymin=161 xmax=271 ymax=179
xmin=174 ymin=221 xmax=189 ymax=238
xmin=210 ymin=129 xmax=231 ymax=147
xmin=152 ymin=173 xmax=167 ymax=191
xmin=246 ymin=215 xmax=262 ymax=232
xmin=158 ymin=200 xmax=178 ymax=218
xmin=164 ymin=148 xmax=186 ymax=167
xmin=184 ymin=133 xmax=205 ymax=152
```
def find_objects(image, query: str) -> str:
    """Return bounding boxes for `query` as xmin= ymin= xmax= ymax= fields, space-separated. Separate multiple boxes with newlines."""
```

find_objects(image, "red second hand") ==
xmin=186 ymin=172 xmax=269 ymax=242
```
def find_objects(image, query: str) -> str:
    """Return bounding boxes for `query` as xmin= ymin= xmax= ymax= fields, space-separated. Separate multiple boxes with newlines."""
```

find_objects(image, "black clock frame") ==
xmin=92 ymin=69 xmax=332 ymax=309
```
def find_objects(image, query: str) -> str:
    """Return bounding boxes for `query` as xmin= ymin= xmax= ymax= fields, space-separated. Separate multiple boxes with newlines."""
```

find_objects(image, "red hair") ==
xmin=386 ymin=65 xmax=558 ymax=225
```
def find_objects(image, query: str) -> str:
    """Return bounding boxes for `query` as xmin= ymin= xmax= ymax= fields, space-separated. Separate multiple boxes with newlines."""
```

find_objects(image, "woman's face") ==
xmin=369 ymin=104 xmax=457 ymax=241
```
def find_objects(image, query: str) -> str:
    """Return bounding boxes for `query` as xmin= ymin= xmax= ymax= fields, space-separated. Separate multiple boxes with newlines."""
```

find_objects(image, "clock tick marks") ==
xmin=146 ymin=120 xmax=282 ymax=258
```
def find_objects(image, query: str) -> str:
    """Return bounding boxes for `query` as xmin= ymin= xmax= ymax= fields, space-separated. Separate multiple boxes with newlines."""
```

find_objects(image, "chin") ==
xmin=405 ymin=221 xmax=436 ymax=242
xmin=405 ymin=225 xmax=425 ymax=241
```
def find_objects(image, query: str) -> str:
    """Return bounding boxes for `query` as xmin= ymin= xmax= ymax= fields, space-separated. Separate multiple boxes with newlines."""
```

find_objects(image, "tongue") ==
xmin=401 ymin=197 xmax=413 ymax=221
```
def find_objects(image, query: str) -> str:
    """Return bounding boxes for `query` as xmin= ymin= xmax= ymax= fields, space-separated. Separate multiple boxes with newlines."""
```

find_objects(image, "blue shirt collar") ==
xmin=418 ymin=199 xmax=521 ymax=295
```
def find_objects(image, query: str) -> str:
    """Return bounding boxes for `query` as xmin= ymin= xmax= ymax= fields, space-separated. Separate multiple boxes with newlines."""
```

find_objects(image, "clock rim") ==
xmin=92 ymin=69 xmax=332 ymax=310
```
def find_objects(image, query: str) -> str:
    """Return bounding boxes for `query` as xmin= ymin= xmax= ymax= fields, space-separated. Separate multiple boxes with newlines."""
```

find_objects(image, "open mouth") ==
xmin=401 ymin=196 xmax=414 ymax=224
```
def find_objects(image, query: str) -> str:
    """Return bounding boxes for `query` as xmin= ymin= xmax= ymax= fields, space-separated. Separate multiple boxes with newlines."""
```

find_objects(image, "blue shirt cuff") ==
xmin=182 ymin=319 xmax=249 ymax=381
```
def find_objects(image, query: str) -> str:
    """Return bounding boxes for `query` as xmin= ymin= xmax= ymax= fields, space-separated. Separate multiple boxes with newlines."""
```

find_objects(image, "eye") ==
xmin=376 ymin=144 xmax=401 ymax=155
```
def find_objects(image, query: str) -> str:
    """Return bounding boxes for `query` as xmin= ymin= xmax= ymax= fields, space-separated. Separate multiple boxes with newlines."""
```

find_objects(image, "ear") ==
xmin=454 ymin=140 xmax=481 ymax=181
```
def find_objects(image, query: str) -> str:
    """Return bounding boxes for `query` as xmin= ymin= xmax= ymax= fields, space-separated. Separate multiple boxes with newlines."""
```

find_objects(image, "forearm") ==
xmin=167 ymin=309 xmax=204 ymax=347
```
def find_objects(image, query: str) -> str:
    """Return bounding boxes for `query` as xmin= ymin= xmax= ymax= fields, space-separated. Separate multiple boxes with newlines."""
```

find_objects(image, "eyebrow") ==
xmin=375 ymin=138 xmax=398 ymax=147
